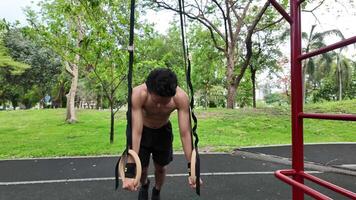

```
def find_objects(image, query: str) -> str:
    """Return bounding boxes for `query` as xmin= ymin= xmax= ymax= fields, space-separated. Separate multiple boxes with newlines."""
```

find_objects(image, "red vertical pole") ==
xmin=290 ymin=0 xmax=304 ymax=199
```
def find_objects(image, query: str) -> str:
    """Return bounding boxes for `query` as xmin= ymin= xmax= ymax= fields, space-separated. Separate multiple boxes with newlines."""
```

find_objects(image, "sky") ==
xmin=0 ymin=0 xmax=39 ymax=25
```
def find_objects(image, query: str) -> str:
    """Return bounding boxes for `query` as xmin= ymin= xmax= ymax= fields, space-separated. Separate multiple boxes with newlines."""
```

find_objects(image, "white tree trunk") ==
xmin=65 ymin=16 xmax=83 ymax=123
xmin=66 ymin=62 xmax=78 ymax=123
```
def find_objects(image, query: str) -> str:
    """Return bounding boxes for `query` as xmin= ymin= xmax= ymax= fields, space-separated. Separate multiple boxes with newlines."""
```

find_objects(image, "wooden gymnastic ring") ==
xmin=118 ymin=149 xmax=142 ymax=186
xmin=190 ymin=149 xmax=197 ymax=181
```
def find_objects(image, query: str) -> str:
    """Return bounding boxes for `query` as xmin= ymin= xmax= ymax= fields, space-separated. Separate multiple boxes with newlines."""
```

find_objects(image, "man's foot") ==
xmin=138 ymin=179 xmax=150 ymax=200
xmin=151 ymin=187 xmax=160 ymax=200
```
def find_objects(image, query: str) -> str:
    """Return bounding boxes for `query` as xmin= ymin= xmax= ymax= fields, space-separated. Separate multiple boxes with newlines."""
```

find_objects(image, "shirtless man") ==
xmin=122 ymin=68 xmax=199 ymax=200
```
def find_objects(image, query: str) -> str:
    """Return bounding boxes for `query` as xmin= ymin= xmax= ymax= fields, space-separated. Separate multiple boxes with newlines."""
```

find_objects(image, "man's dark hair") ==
xmin=145 ymin=68 xmax=178 ymax=97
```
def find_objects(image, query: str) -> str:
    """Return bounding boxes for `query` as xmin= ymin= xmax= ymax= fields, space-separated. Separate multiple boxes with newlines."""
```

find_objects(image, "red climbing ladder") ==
xmin=269 ymin=0 xmax=356 ymax=199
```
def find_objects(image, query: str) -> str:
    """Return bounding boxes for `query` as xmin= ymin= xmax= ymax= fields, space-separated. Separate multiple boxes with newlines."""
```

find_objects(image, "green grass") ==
xmin=0 ymin=100 xmax=356 ymax=159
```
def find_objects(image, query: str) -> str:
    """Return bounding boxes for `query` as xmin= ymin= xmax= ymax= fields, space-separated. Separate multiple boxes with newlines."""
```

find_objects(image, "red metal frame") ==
xmin=269 ymin=1 xmax=356 ymax=199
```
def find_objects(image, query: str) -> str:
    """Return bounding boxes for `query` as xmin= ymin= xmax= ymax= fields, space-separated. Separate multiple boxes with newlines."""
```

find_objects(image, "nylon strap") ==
xmin=126 ymin=0 xmax=135 ymax=151
xmin=115 ymin=0 xmax=136 ymax=190
xmin=178 ymin=0 xmax=200 ymax=195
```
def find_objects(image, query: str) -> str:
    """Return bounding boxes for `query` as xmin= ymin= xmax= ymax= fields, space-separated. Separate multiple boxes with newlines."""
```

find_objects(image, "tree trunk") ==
xmin=225 ymin=1 xmax=269 ymax=109
xmin=66 ymin=62 xmax=78 ymax=123
xmin=11 ymin=99 xmax=17 ymax=110
xmin=338 ymin=67 xmax=342 ymax=101
xmin=303 ymin=25 xmax=316 ymax=105
xmin=302 ymin=64 xmax=306 ymax=104
xmin=58 ymin=81 xmax=65 ymax=108
xmin=337 ymin=54 xmax=342 ymax=101
xmin=227 ymin=85 xmax=237 ymax=109
xmin=110 ymin=102 xmax=114 ymax=144
xmin=52 ymin=81 xmax=64 ymax=108
xmin=96 ymin=93 xmax=102 ymax=110
xmin=251 ymin=68 xmax=257 ymax=108
xmin=226 ymin=50 xmax=236 ymax=109
xmin=204 ymin=84 xmax=208 ymax=109
xmin=65 ymin=15 xmax=83 ymax=123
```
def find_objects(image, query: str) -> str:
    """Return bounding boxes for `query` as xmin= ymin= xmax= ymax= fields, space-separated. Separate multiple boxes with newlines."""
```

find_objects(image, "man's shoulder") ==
xmin=174 ymin=87 xmax=189 ymax=107
xmin=132 ymin=84 xmax=148 ymax=103
xmin=175 ymin=86 xmax=188 ymax=98
xmin=133 ymin=84 xmax=147 ymax=93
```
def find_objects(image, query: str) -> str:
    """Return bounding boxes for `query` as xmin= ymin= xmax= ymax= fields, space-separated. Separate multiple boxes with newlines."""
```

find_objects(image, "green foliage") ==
xmin=0 ymin=21 xmax=30 ymax=108
xmin=311 ymin=78 xmax=337 ymax=102
xmin=0 ymin=26 xmax=61 ymax=108
xmin=0 ymin=43 xmax=30 ymax=75
xmin=4 ymin=28 xmax=62 ymax=93
xmin=25 ymin=0 xmax=134 ymax=110
xmin=307 ymin=55 xmax=355 ymax=103
xmin=236 ymin=71 xmax=253 ymax=108
xmin=189 ymin=24 xmax=225 ymax=108
xmin=135 ymin=24 xmax=184 ymax=86
xmin=74 ymin=0 xmax=133 ymax=110
xmin=0 ymin=21 xmax=30 ymax=75
xmin=264 ymin=93 xmax=281 ymax=104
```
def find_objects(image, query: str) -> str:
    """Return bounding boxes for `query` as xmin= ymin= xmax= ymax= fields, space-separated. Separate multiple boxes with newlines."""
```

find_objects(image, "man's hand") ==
xmin=187 ymin=162 xmax=203 ymax=189
xmin=122 ymin=162 xmax=139 ymax=191
xmin=122 ymin=178 xmax=139 ymax=191
xmin=188 ymin=177 xmax=203 ymax=189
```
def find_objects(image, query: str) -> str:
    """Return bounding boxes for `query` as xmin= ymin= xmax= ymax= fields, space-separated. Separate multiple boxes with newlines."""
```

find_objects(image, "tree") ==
xmin=249 ymin=30 xmax=283 ymax=108
xmin=0 ymin=20 xmax=30 ymax=109
xmin=51 ymin=72 xmax=70 ymax=108
xmin=346 ymin=61 xmax=356 ymax=99
xmin=0 ymin=21 xmax=29 ymax=75
xmin=298 ymin=0 xmax=356 ymax=103
xmin=26 ymin=0 xmax=85 ymax=123
xmin=75 ymin=0 xmax=132 ymax=143
xmin=189 ymin=24 xmax=225 ymax=108
xmin=135 ymin=23 xmax=186 ymax=86
xmin=335 ymin=53 xmax=352 ymax=101
xmin=149 ymin=0 xmax=285 ymax=108
xmin=3 ymin=28 xmax=62 ymax=108
xmin=300 ymin=25 xmax=346 ymax=103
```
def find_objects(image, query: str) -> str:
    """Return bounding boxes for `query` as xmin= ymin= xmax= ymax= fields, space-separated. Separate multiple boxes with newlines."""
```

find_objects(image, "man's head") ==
xmin=145 ymin=68 xmax=178 ymax=98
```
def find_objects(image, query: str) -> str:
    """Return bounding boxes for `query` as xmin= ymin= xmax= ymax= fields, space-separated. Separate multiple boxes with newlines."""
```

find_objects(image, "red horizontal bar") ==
xmin=299 ymin=36 xmax=356 ymax=60
xmin=300 ymin=172 xmax=356 ymax=199
xmin=275 ymin=170 xmax=332 ymax=200
xmin=299 ymin=113 xmax=356 ymax=121
xmin=269 ymin=0 xmax=292 ymax=24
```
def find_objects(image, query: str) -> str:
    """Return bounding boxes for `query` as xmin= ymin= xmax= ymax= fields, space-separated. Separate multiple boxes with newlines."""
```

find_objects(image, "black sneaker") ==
xmin=138 ymin=179 xmax=150 ymax=200
xmin=151 ymin=187 xmax=160 ymax=200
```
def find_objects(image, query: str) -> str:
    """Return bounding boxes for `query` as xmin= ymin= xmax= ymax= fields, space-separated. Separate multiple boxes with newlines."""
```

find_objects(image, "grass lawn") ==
xmin=0 ymin=100 xmax=355 ymax=159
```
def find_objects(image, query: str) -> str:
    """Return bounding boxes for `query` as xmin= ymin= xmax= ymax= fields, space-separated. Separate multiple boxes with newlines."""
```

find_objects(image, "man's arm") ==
xmin=130 ymin=88 xmax=145 ymax=161
xmin=122 ymin=87 xmax=145 ymax=191
xmin=176 ymin=90 xmax=193 ymax=162
xmin=176 ymin=88 xmax=203 ymax=189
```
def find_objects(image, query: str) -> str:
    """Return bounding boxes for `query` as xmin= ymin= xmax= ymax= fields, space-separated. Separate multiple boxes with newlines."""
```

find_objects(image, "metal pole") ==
xmin=290 ymin=0 xmax=304 ymax=199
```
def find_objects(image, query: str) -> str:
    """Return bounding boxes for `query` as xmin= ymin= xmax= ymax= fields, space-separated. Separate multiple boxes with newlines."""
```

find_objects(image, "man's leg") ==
xmin=151 ymin=162 xmax=168 ymax=200
xmin=138 ymin=166 xmax=150 ymax=200
xmin=138 ymin=147 xmax=151 ymax=200
xmin=153 ymin=162 xmax=167 ymax=190
xmin=140 ymin=167 xmax=149 ymax=185
xmin=151 ymin=122 xmax=173 ymax=199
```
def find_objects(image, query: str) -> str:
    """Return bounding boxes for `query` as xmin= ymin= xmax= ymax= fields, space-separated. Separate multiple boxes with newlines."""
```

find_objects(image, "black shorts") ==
xmin=139 ymin=121 xmax=173 ymax=167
